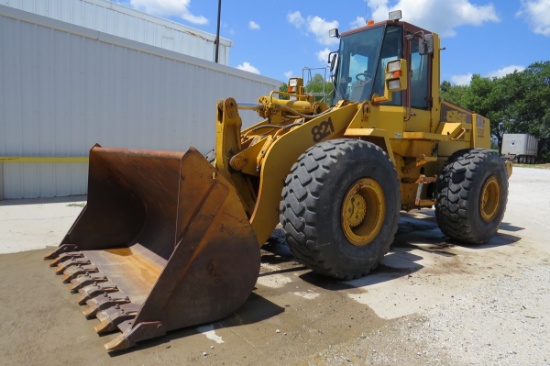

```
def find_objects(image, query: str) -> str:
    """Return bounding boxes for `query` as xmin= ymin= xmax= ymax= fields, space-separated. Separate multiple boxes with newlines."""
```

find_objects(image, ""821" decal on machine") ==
xmin=311 ymin=118 xmax=335 ymax=142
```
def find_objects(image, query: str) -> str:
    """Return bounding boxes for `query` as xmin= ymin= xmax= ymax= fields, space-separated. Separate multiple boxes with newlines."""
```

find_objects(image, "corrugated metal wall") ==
xmin=0 ymin=5 xmax=282 ymax=199
xmin=0 ymin=0 xmax=232 ymax=64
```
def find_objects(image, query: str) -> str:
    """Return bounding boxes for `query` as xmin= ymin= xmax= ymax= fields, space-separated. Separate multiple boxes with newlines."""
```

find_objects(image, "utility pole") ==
xmin=215 ymin=0 xmax=222 ymax=63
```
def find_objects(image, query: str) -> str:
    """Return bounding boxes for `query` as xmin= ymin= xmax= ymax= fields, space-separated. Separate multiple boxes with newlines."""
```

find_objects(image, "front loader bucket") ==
xmin=44 ymin=145 xmax=260 ymax=351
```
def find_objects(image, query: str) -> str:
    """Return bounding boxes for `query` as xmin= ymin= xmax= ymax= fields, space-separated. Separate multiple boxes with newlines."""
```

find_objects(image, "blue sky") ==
xmin=112 ymin=0 xmax=550 ymax=85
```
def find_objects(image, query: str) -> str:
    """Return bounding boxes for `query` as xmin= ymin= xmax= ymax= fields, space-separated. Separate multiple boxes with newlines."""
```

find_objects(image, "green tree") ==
xmin=440 ymin=80 xmax=468 ymax=106
xmin=279 ymin=82 xmax=289 ymax=100
xmin=513 ymin=61 xmax=550 ymax=161
xmin=440 ymin=63 xmax=550 ymax=161
xmin=305 ymin=74 xmax=334 ymax=103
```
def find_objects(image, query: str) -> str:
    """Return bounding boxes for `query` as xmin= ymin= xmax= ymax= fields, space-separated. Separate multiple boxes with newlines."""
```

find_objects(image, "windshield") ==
xmin=332 ymin=25 xmax=402 ymax=105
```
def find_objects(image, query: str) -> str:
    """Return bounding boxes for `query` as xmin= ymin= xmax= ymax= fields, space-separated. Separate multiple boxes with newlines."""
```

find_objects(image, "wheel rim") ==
xmin=480 ymin=176 xmax=501 ymax=222
xmin=341 ymin=178 xmax=385 ymax=246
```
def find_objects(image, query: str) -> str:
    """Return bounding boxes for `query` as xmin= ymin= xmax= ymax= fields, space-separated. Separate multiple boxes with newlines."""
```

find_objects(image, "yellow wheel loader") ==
xmin=45 ymin=11 xmax=511 ymax=351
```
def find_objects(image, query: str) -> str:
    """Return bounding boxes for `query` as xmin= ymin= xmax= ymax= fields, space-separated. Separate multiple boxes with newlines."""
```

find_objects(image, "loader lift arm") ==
xmin=215 ymin=94 xmax=360 ymax=245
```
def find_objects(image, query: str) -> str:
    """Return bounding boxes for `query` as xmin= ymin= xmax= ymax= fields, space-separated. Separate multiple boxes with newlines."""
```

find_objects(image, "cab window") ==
xmin=372 ymin=25 xmax=403 ymax=106
xmin=409 ymin=38 xmax=430 ymax=109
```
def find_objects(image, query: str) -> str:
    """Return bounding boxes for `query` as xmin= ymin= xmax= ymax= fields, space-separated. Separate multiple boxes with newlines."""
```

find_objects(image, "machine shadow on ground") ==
xmin=109 ymin=292 xmax=285 ymax=357
xmin=261 ymin=210 xmax=523 ymax=292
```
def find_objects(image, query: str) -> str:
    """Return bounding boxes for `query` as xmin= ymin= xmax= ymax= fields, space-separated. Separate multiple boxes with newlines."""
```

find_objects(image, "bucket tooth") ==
xmin=76 ymin=282 xmax=119 ymax=305
xmin=54 ymin=258 xmax=91 ymax=274
xmin=95 ymin=316 xmax=133 ymax=334
xmin=103 ymin=321 xmax=166 ymax=352
xmin=69 ymin=274 xmax=107 ymax=291
xmin=83 ymin=293 xmax=130 ymax=319
xmin=44 ymin=244 xmax=79 ymax=260
xmin=48 ymin=252 xmax=84 ymax=267
xmin=61 ymin=264 xmax=99 ymax=283
xmin=95 ymin=304 xmax=140 ymax=334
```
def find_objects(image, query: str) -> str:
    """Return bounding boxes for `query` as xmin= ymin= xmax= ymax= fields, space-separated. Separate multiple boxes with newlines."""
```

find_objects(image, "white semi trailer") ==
xmin=502 ymin=133 xmax=539 ymax=164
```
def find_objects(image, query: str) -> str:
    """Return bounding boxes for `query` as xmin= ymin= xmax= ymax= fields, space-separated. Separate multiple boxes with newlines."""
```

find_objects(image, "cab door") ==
xmin=404 ymin=29 xmax=433 ymax=132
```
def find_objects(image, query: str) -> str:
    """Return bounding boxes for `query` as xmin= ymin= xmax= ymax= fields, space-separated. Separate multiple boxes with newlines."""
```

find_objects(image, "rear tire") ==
xmin=435 ymin=149 xmax=508 ymax=244
xmin=279 ymin=139 xmax=400 ymax=280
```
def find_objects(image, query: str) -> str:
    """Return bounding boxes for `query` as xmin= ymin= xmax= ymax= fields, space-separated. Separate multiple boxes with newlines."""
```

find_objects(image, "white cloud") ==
xmin=366 ymin=0 xmax=499 ymax=37
xmin=351 ymin=16 xmax=367 ymax=28
xmin=317 ymin=48 xmax=331 ymax=63
xmin=130 ymin=0 xmax=207 ymax=24
xmin=487 ymin=65 xmax=526 ymax=78
xmin=249 ymin=21 xmax=260 ymax=30
xmin=288 ymin=11 xmax=339 ymax=46
xmin=517 ymin=0 xmax=550 ymax=36
xmin=451 ymin=73 xmax=473 ymax=86
xmin=287 ymin=11 xmax=305 ymax=28
xmin=284 ymin=71 xmax=294 ymax=79
xmin=307 ymin=16 xmax=340 ymax=46
xmin=367 ymin=0 xmax=389 ymax=8
xmin=236 ymin=62 xmax=260 ymax=74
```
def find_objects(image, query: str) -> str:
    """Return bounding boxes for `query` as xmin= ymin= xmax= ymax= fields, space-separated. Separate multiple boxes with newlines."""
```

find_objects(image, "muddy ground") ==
xmin=0 ymin=166 xmax=549 ymax=366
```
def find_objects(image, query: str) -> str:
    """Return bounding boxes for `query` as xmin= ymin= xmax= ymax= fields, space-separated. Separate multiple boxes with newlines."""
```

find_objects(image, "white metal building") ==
xmin=0 ymin=0 xmax=232 ymax=64
xmin=0 ymin=3 xmax=282 ymax=200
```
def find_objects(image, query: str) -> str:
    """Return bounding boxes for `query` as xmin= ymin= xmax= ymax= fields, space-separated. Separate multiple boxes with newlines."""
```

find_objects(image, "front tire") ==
xmin=279 ymin=139 xmax=400 ymax=280
xmin=435 ymin=149 xmax=508 ymax=244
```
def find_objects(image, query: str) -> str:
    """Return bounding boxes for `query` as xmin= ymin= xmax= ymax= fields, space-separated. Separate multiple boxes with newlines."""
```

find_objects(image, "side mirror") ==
xmin=373 ymin=58 xmax=408 ymax=104
xmin=328 ymin=51 xmax=338 ymax=72
xmin=419 ymin=34 xmax=434 ymax=55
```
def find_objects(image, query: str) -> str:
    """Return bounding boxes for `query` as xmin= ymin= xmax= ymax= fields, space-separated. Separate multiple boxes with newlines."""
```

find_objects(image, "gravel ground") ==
xmin=300 ymin=166 xmax=550 ymax=366
xmin=309 ymin=262 xmax=550 ymax=366
xmin=415 ymin=264 xmax=550 ymax=365
xmin=0 ymin=166 xmax=549 ymax=365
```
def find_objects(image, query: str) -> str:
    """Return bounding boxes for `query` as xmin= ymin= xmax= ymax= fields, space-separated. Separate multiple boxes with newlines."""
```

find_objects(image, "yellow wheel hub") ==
xmin=480 ymin=176 xmax=501 ymax=222
xmin=341 ymin=178 xmax=385 ymax=246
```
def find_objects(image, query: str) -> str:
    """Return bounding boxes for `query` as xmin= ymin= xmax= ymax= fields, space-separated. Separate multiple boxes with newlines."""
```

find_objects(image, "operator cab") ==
xmin=329 ymin=11 xmax=434 ymax=109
